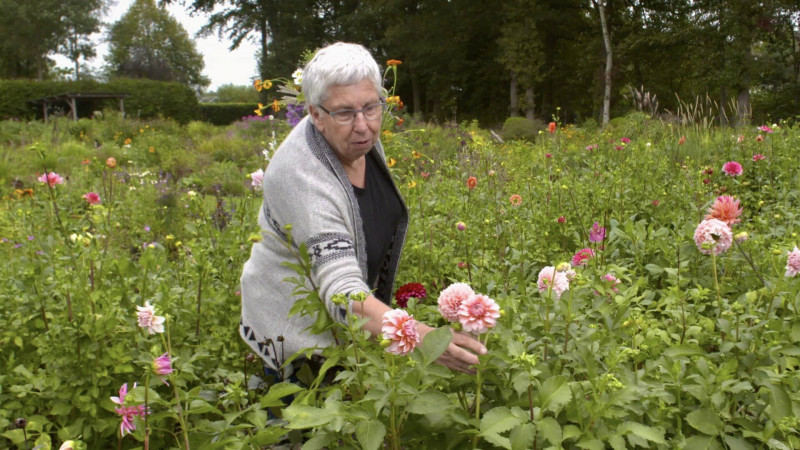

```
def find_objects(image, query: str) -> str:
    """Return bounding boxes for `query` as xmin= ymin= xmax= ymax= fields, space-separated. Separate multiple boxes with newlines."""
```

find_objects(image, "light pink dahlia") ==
xmin=136 ymin=301 xmax=165 ymax=334
xmin=37 ymin=172 xmax=64 ymax=187
xmin=457 ymin=294 xmax=500 ymax=334
xmin=437 ymin=282 xmax=475 ymax=322
xmin=693 ymin=219 xmax=733 ymax=255
xmin=250 ymin=168 xmax=264 ymax=188
xmin=537 ymin=266 xmax=570 ymax=299
xmin=381 ymin=309 xmax=420 ymax=356
xmin=786 ymin=246 xmax=800 ymax=277
xmin=602 ymin=273 xmax=621 ymax=293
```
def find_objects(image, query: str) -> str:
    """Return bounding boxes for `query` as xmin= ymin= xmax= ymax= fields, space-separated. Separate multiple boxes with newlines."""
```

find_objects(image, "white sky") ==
xmin=52 ymin=0 xmax=261 ymax=91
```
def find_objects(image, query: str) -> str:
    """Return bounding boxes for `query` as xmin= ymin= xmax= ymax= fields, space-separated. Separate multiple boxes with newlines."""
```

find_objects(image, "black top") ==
xmin=352 ymin=150 xmax=403 ymax=299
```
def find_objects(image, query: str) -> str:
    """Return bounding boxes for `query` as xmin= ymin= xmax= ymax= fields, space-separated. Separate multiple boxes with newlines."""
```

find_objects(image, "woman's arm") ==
xmin=352 ymin=295 xmax=487 ymax=374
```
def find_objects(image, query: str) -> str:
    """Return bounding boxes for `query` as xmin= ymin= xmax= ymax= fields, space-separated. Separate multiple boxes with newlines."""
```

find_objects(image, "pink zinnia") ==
xmin=620 ymin=137 xmax=631 ymax=144
xmin=250 ymin=169 xmax=264 ymax=188
xmin=705 ymin=195 xmax=742 ymax=225
xmin=458 ymin=294 xmax=500 ymax=334
xmin=381 ymin=309 xmax=420 ymax=356
xmin=83 ymin=192 xmax=100 ymax=205
xmin=589 ymin=222 xmax=606 ymax=243
xmin=786 ymin=246 xmax=800 ymax=277
xmin=394 ymin=282 xmax=426 ymax=308
xmin=722 ymin=161 xmax=743 ymax=177
xmin=571 ymin=248 xmax=594 ymax=266
xmin=537 ymin=266 xmax=569 ymax=299
xmin=757 ymin=125 xmax=773 ymax=133
xmin=752 ymin=154 xmax=765 ymax=161
xmin=38 ymin=172 xmax=64 ymax=187
xmin=437 ymin=282 xmax=474 ymax=322
xmin=693 ymin=219 xmax=733 ymax=255
xmin=136 ymin=301 xmax=165 ymax=334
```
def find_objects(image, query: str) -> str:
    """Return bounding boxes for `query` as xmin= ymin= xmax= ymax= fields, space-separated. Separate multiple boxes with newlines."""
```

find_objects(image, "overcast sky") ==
xmin=53 ymin=0 xmax=261 ymax=91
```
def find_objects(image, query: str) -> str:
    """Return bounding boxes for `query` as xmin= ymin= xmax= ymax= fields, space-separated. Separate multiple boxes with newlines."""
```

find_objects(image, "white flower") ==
xmin=292 ymin=68 xmax=304 ymax=85
xmin=136 ymin=301 xmax=165 ymax=334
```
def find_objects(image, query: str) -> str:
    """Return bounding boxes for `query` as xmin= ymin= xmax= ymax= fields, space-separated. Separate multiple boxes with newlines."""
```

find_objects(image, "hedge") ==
xmin=0 ymin=78 xmax=198 ymax=123
xmin=199 ymin=103 xmax=257 ymax=125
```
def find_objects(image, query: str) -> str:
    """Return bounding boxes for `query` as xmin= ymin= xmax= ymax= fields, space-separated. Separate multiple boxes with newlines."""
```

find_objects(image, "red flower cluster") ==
xmin=394 ymin=282 xmax=427 ymax=308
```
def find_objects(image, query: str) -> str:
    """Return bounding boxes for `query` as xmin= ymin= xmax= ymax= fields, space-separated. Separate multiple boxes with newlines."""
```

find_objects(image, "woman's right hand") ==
xmin=417 ymin=323 xmax=487 ymax=374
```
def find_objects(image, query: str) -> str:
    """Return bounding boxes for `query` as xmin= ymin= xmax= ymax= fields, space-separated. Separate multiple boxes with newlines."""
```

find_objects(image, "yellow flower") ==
xmin=411 ymin=150 xmax=422 ymax=159
xmin=254 ymin=103 xmax=264 ymax=116
xmin=149 ymin=146 xmax=155 ymax=153
xmin=254 ymin=79 xmax=264 ymax=92
xmin=387 ymin=157 xmax=396 ymax=167
xmin=272 ymin=100 xmax=281 ymax=112
xmin=382 ymin=130 xmax=393 ymax=137
xmin=139 ymin=128 xmax=144 ymax=133
xmin=407 ymin=180 xmax=417 ymax=188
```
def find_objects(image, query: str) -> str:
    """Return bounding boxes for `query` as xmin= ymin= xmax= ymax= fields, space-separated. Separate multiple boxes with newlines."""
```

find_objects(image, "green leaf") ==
xmin=479 ymin=406 xmax=523 ymax=446
xmin=355 ymin=419 xmax=386 ymax=450
xmin=609 ymin=435 xmax=627 ymax=450
xmin=576 ymin=438 xmax=605 ymax=450
xmin=510 ymin=423 xmax=535 ymax=450
xmin=252 ymin=427 xmax=290 ymax=446
xmin=538 ymin=376 xmax=572 ymax=414
xmin=686 ymin=409 xmax=724 ymax=435
xmin=302 ymin=432 xmax=335 ymax=450
xmin=766 ymin=383 xmax=791 ymax=423
xmin=34 ymin=433 xmax=52 ymax=450
xmin=407 ymin=390 xmax=452 ymax=415
xmin=722 ymin=434 xmax=754 ymax=450
xmin=283 ymin=404 xmax=339 ymax=429
xmin=260 ymin=382 xmax=304 ymax=408
xmin=417 ymin=326 xmax=452 ymax=366
xmin=537 ymin=416 xmax=562 ymax=445
xmin=618 ymin=422 xmax=666 ymax=444
xmin=683 ymin=435 xmax=722 ymax=450
xmin=664 ymin=344 xmax=706 ymax=357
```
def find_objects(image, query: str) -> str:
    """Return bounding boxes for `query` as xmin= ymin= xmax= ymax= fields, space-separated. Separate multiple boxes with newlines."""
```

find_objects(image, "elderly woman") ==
xmin=239 ymin=42 xmax=485 ymax=378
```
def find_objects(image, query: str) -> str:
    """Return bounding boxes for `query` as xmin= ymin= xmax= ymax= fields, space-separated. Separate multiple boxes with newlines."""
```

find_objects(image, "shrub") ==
xmin=199 ymin=103 xmax=257 ymax=125
xmin=501 ymin=116 xmax=545 ymax=142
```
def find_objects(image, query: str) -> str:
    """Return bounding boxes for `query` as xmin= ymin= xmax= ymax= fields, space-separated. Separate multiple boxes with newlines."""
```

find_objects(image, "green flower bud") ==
xmin=380 ymin=339 xmax=392 ymax=348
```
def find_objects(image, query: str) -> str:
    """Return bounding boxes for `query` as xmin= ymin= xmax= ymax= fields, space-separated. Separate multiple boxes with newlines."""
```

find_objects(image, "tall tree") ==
xmin=498 ymin=0 xmax=546 ymax=119
xmin=106 ymin=0 xmax=209 ymax=89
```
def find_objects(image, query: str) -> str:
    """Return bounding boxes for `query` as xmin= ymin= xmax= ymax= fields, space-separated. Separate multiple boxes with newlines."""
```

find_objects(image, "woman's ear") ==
xmin=308 ymin=105 xmax=324 ymax=132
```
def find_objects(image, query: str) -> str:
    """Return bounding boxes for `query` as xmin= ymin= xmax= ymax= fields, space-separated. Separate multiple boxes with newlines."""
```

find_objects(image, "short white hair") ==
xmin=302 ymin=42 xmax=382 ymax=108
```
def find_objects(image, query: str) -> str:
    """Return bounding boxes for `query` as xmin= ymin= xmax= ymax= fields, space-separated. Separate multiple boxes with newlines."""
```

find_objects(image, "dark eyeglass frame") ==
xmin=317 ymin=101 xmax=386 ymax=125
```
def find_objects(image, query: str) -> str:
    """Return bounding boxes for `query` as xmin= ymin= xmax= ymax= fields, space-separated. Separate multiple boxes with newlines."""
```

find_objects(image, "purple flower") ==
xmin=144 ymin=226 xmax=151 ymax=232
xmin=27 ymin=236 xmax=34 ymax=241
xmin=285 ymin=104 xmax=305 ymax=127
xmin=589 ymin=222 xmax=606 ymax=243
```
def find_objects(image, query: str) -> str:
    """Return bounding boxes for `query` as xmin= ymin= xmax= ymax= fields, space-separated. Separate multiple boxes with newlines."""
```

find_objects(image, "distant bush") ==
xmin=0 ymin=78 xmax=198 ymax=123
xmin=501 ymin=116 xmax=545 ymax=142
xmin=199 ymin=103 xmax=257 ymax=125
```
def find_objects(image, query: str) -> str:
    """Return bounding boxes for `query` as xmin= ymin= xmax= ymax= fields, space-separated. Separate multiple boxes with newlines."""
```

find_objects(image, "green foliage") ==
xmin=106 ymin=0 xmax=209 ymax=89
xmin=212 ymin=84 xmax=260 ymax=103
xmin=502 ymin=116 xmax=545 ymax=142
xmin=199 ymin=103 xmax=257 ymax=125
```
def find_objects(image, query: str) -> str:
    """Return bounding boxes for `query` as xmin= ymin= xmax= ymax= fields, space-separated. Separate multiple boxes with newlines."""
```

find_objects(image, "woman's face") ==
xmin=310 ymin=79 xmax=382 ymax=167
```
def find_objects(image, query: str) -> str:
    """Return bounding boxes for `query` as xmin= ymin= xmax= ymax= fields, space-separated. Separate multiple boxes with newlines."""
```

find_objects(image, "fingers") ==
xmin=451 ymin=331 xmax=487 ymax=357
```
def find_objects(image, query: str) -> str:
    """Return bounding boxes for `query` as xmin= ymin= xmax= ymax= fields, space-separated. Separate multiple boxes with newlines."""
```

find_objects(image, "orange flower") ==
xmin=106 ymin=157 xmax=117 ymax=169
xmin=678 ymin=135 xmax=686 ymax=145
xmin=387 ymin=59 xmax=403 ymax=67
xmin=755 ymin=135 xmax=764 ymax=142
xmin=396 ymin=118 xmax=405 ymax=127
xmin=387 ymin=157 xmax=396 ymax=167
xmin=411 ymin=150 xmax=421 ymax=159
xmin=466 ymin=176 xmax=477 ymax=190
xmin=548 ymin=122 xmax=557 ymax=133
xmin=271 ymin=99 xmax=281 ymax=112
xmin=123 ymin=138 xmax=132 ymax=145
xmin=509 ymin=194 xmax=522 ymax=206
xmin=149 ymin=146 xmax=155 ymax=153
xmin=705 ymin=195 xmax=742 ymax=225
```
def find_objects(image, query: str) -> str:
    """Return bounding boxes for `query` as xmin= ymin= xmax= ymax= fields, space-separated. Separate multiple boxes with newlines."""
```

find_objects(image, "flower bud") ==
xmin=248 ymin=233 xmax=262 ymax=243
xmin=331 ymin=293 xmax=347 ymax=306
xmin=380 ymin=339 xmax=393 ymax=348
xmin=556 ymin=262 xmax=571 ymax=272
xmin=456 ymin=221 xmax=466 ymax=231
xmin=734 ymin=232 xmax=749 ymax=243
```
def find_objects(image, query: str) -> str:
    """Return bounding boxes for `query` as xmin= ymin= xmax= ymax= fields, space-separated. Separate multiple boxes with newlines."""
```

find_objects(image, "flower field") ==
xmin=1 ymin=112 xmax=800 ymax=449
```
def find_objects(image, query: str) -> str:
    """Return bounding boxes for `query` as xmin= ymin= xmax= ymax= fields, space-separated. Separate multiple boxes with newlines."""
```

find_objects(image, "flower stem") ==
xmin=711 ymin=251 xmax=724 ymax=342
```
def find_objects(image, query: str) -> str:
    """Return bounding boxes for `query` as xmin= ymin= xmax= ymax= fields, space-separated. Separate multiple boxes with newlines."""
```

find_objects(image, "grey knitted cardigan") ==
xmin=240 ymin=116 xmax=408 ymax=370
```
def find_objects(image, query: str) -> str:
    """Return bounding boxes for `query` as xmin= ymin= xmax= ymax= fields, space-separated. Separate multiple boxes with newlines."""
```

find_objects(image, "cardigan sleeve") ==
xmin=262 ymin=135 xmax=370 ymax=324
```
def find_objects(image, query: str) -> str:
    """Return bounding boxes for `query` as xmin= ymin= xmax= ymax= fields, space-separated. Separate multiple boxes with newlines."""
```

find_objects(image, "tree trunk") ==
xmin=412 ymin=70 xmax=423 ymax=121
xmin=525 ymin=87 xmax=535 ymax=120
xmin=596 ymin=0 xmax=612 ymax=126
xmin=509 ymin=71 xmax=519 ymax=117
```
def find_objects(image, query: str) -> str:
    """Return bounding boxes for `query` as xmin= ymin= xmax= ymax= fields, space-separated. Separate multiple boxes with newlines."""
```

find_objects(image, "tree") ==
xmin=58 ymin=0 xmax=105 ymax=80
xmin=498 ymin=0 xmax=546 ymax=119
xmin=106 ymin=0 xmax=209 ymax=89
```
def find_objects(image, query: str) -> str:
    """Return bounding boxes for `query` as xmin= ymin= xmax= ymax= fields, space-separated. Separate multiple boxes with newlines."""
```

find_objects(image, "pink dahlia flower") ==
xmin=381 ymin=309 xmax=420 ymax=356
xmin=136 ymin=301 xmax=165 ymax=334
xmin=705 ymin=195 xmax=742 ymax=225
xmin=38 ymin=172 xmax=64 ymax=187
xmin=458 ymin=294 xmax=500 ymax=334
xmin=572 ymin=248 xmax=594 ymax=266
xmin=602 ymin=273 xmax=621 ymax=293
xmin=250 ymin=169 xmax=264 ymax=188
xmin=589 ymin=222 xmax=606 ymax=243
xmin=786 ymin=246 xmax=800 ymax=277
xmin=757 ymin=125 xmax=773 ymax=133
xmin=620 ymin=137 xmax=631 ymax=144
xmin=722 ymin=161 xmax=743 ymax=177
xmin=752 ymin=154 xmax=765 ymax=162
xmin=537 ymin=266 xmax=569 ymax=299
xmin=110 ymin=383 xmax=147 ymax=436
xmin=693 ymin=219 xmax=733 ymax=255
xmin=438 ymin=282 xmax=474 ymax=322
xmin=509 ymin=194 xmax=522 ymax=207
xmin=153 ymin=353 xmax=173 ymax=377
xmin=394 ymin=282 xmax=426 ymax=308
xmin=82 ymin=192 xmax=100 ymax=205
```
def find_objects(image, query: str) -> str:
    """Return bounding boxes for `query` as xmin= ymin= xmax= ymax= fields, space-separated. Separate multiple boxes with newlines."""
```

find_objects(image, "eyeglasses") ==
xmin=317 ymin=101 xmax=386 ymax=125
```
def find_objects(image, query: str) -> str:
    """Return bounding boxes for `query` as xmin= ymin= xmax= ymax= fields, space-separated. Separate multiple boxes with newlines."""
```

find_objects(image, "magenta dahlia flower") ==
xmin=722 ymin=161 xmax=743 ymax=177
xmin=572 ymin=248 xmax=594 ymax=266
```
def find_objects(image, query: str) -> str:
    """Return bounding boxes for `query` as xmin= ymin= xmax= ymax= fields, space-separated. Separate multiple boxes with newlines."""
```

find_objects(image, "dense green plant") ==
xmin=501 ymin=116 xmax=545 ymax=142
